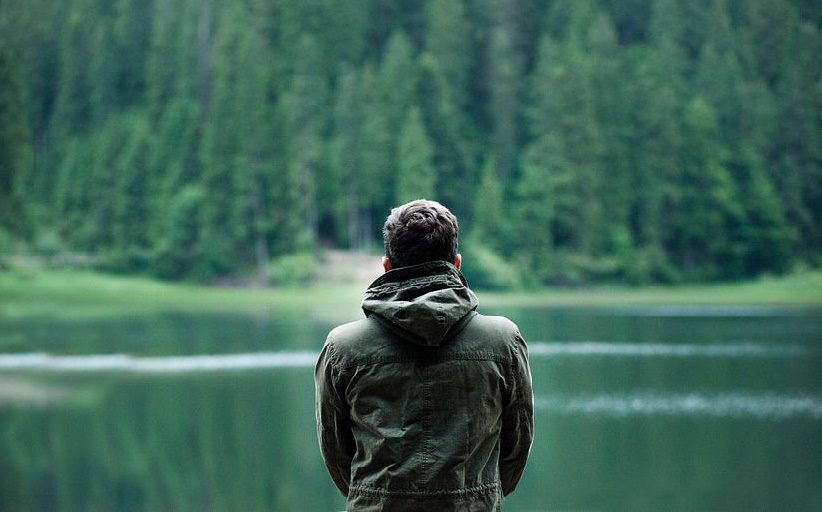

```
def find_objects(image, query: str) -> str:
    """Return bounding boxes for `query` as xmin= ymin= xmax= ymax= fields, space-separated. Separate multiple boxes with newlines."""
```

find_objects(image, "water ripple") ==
xmin=0 ymin=352 xmax=317 ymax=373
xmin=536 ymin=392 xmax=822 ymax=420
xmin=528 ymin=341 xmax=808 ymax=358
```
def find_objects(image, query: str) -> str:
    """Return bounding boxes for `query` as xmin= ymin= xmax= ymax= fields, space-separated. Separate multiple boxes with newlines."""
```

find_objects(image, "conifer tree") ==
xmin=771 ymin=12 xmax=822 ymax=257
xmin=146 ymin=0 xmax=182 ymax=123
xmin=524 ymin=32 xmax=605 ymax=255
xmin=621 ymin=47 xmax=682 ymax=279
xmin=395 ymin=107 xmax=437 ymax=203
xmin=358 ymin=65 xmax=392 ymax=245
xmin=197 ymin=4 xmax=246 ymax=276
xmin=51 ymin=0 xmax=95 ymax=139
xmin=472 ymin=156 xmax=507 ymax=251
xmin=670 ymin=98 xmax=745 ymax=278
xmin=587 ymin=12 xmax=632 ymax=246
xmin=148 ymin=97 xmax=201 ymax=248
xmin=328 ymin=66 xmax=364 ymax=248
xmin=417 ymin=54 xmax=476 ymax=219
xmin=0 ymin=43 xmax=33 ymax=233
xmin=152 ymin=184 xmax=206 ymax=280
xmin=281 ymin=33 xmax=328 ymax=250
xmin=111 ymin=0 xmax=152 ymax=107
xmin=516 ymin=136 xmax=564 ymax=280
xmin=424 ymin=0 xmax=472 ymax=109
xmin=487 ymin=4 xmax=523 ymax=181
xmin=111 ymin=113 xmax=154 ymax=268
xmin=379 ymin=30 xmax=417 ymax=160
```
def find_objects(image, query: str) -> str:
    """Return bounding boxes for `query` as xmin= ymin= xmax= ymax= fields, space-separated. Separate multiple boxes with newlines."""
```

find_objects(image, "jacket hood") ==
xmin=361 ymin=260 xmax=479 ymax=347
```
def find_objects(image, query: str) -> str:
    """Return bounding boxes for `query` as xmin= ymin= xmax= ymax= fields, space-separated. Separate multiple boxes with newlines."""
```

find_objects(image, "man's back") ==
xmin=316 ymin=261 xmax=533 ymax=511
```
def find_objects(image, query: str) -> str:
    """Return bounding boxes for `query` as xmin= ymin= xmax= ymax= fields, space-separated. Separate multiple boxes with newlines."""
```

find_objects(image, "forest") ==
xmin=0 ymin=0 xmax=819 ymax=286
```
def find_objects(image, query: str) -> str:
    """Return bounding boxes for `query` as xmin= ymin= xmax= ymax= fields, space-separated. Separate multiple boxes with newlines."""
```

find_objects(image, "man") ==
xmin=315 ymin=199 xmax=533 ymax=511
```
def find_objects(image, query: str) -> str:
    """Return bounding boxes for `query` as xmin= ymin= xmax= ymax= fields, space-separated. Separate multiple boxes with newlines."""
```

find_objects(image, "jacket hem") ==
xmin=349 ymin=481 xmax=500 ymax=498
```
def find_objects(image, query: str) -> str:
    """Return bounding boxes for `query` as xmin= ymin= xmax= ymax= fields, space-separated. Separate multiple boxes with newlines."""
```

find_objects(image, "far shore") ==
xmin=1 ymin=267 xmax=820 ymax=320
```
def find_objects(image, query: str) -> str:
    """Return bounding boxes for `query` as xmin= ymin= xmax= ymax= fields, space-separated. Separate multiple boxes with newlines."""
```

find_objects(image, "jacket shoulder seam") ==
xmin=335 ymin=352 xmax=511 ymax=371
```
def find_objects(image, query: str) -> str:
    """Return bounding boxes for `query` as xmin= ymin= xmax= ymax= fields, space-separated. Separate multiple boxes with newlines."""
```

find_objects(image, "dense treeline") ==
xmin=0 ymin=0 xmax=819 ymax=285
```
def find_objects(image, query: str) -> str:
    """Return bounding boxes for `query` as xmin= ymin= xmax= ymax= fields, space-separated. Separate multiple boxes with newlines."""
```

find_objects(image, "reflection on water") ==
xmin=1 ymin=306 xmax=821 ymax=511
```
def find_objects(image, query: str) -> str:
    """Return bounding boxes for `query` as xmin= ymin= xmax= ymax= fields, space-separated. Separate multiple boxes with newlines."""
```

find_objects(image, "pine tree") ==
xmin=51 ymin=0 xmax=95 ymax=139
xmin=111 ymin=112 xmax=154 ymax=269
xmin=60 ymin=114 xmax=133 ymax=252
xmin=0 ymin=43 xmax=33 ymax=234
xmin=622 ymin=46 xmax=682 ymax=280
xmin=487 ymin=3 xmax=523 ymax=181
xmin=148 ymin=97 xmax=201 ymax=248
xmin=358 ymin=65 xmax=392 ymax=245
xmin=472 ymin=156 xmax=507 ymax=251
xmin=424 ymin=0 xmax=472 ymax=109
xmin=328 ymin=66 xmax=364 ymax=248
xmin=378 ymin=30 xmax=417 ymax=161
xmin=524 ymin=32 xmax=605 ymax=254
xmin=197 ymin=3 xmax=246 ymax=276
xmin=395 ymin=106 xmax=436 ymax=203
xmin=771 ymin=10 xmax=822 ymax=258
xmin=232 ymin=11 xmax=275 ymax=279
xmin=281 ymin=33 xmax=329 ymax=250
xmin=152 ymin=184 xmax=206 ymax=280
xmin=587 ymin=12 xmax=632 ymax=250
xmin=111 ymin=0 xmax=152 ymax=107
xmin=417 ymin=53 xmax=476 ymax=220
xmin=669 ymin=97 xmax=745 ymax=279
xmin=145 ymin=0 xmax=182 ymax=123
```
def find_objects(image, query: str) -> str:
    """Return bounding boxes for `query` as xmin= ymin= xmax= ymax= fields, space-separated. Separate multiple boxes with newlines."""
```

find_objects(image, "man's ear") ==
xmin=382 ymin=256 xmax=393 ymax=273
xmin=454 ymin=253 xmax=462 ymax=270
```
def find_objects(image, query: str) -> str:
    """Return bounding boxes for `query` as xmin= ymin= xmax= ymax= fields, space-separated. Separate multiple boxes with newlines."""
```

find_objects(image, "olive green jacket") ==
xmin=315 ymin=261 xmax=533 ymax=511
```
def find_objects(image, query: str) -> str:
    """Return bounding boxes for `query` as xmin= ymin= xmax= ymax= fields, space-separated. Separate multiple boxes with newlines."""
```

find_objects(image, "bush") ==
xmin=268 ymin=252 xmax=316 ymax=286
xmin=32 ymin=229 xmax=65 ymax=258
xmin=460 ymin=242 xmax=522 ymax=290
xmin=105 ymin=247 xmax=152 ymax=274
xmin=528 ymin=251 xmax=621 ymax=286
xmin=625 ymin=246 xmax=681 ymax=285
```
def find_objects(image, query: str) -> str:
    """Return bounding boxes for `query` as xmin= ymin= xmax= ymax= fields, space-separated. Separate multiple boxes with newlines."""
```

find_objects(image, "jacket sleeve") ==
xmin=314 ymin=338 xmax=356 ymax=497
xmin=499 ymin=331 xmax=534 ymax=496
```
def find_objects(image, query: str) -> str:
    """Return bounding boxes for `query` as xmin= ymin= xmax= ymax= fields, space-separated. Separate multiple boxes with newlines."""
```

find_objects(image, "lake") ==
xmin=1 ymin=304 xmax=820 ymax=511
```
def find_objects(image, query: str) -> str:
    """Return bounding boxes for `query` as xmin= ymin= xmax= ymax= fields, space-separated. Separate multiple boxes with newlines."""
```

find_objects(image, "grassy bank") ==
xmin=481 ymin=271 xmax=822 ymax=308
xmin=0 ymin=269 xmax=365 ymax=318
xmin=1 ymin=268 xmax=820 ymax=319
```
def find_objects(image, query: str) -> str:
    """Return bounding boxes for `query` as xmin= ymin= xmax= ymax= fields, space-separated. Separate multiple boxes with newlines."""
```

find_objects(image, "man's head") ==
xmin=382 ymin=199 xmax=460 ymax=271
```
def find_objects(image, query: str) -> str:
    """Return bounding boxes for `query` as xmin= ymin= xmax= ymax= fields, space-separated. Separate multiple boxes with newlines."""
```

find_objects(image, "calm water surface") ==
xmin=1 ymin=305 xmax=820 ymax=511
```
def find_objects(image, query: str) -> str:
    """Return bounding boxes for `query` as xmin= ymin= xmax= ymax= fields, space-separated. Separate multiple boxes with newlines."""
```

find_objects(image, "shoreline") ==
xmin=1 ymin=268 xmax=820 ymax=319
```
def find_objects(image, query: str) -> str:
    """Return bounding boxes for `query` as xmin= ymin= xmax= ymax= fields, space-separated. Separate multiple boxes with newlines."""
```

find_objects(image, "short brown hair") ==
xmin=383 ymin=199 xmax=459 ymax=268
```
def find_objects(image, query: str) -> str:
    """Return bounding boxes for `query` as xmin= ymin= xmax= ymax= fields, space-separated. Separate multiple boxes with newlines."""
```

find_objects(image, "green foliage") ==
xmin=0 ymin=226 xmax=13 ymax=261
xmin=0 ymin=43 xmax=33 ymax=234
xmin=472 ymin=156 xmax=508 ymax=252
xmin=281 ymin=34 xmax=329 ymax=252
xmin=0 ymin=0 xmax=819 ymax=285
xmin=460 ymin=239 xmax=522 ymax=290
xmin=152 ymin=185 xmax=205 ymax=280
xmin=424 ymin=0 xmax=472 ymax=109
xmin=487 ymin=8 xmax=523 ymax=181
xmin=268 ymin=252 xmax=316 ymax=286
xmin=395 ymin=107 xmax=437 ymax=203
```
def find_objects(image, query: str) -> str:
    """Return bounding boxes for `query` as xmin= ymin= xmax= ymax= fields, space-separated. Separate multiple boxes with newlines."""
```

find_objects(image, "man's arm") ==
xmin=315 ymin=339 xmax=356 ymax=497
xmin=499 ymin=332 xmax=534 ymax=495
